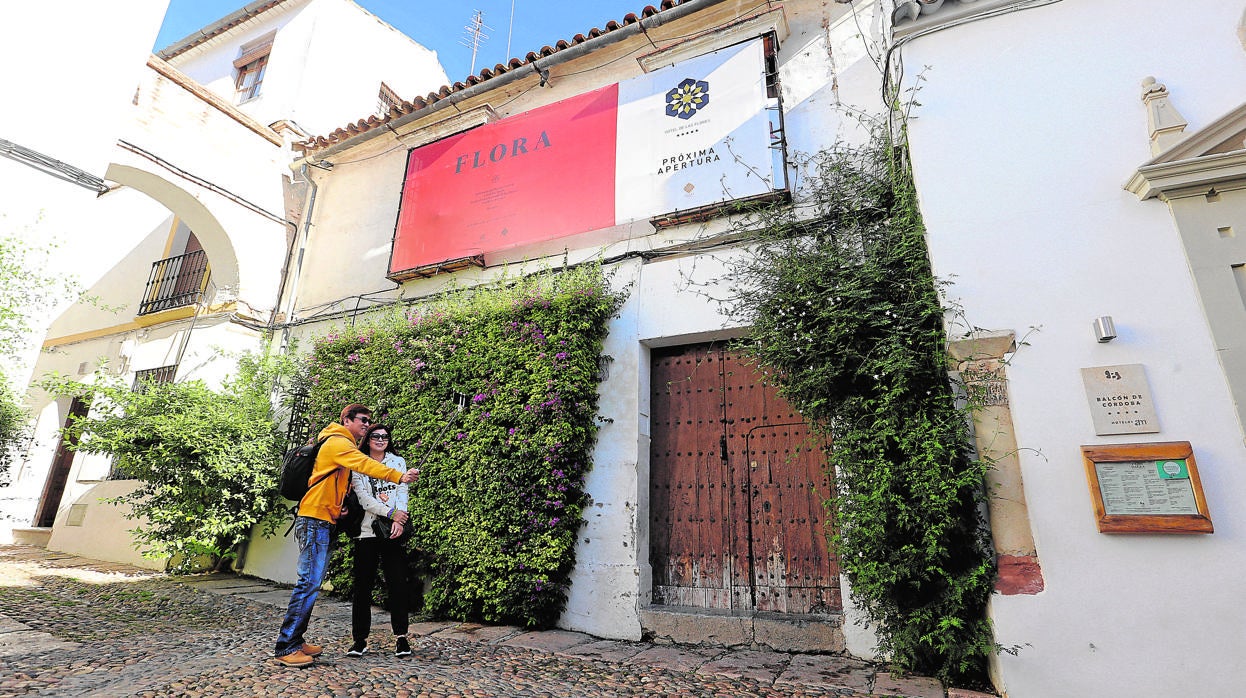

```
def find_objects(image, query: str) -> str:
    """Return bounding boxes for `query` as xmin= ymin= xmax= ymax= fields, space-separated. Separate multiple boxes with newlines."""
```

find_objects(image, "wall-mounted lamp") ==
xmin=1093 ymin=316 xmax=1117 ymax=343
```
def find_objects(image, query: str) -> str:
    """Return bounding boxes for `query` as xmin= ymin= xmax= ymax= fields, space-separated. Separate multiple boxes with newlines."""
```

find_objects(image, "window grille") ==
xmin=283 ymin=390 xmax=313 ymax=454
xmin=377 ymin=82 xmax=402 ymax=117
xmin=132 ymin=365 xmax=177 ymax=392
xmin=139 ymin=249 xmax=209 ymax=315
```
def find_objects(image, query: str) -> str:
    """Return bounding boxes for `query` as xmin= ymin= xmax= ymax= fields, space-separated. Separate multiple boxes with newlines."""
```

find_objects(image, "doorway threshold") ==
xmin=641 ymin=604 xmax=844 ymax=654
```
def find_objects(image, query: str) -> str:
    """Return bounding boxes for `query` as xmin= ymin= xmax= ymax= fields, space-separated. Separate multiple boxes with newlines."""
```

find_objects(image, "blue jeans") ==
xmin=274 ymin=516 xmax=332 ymax=657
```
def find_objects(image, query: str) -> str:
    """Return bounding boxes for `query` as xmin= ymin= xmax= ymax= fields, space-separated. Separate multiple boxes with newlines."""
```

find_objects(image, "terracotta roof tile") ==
xmin=298 ymin=0 xmax=700 ymax=154
xmin=157 ymin=0 xmax=287 ymax=60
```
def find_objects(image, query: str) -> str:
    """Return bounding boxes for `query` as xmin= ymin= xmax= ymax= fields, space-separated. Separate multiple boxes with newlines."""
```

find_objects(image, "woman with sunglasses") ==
xmin=346 ymin=423 xmax=416 ymax=658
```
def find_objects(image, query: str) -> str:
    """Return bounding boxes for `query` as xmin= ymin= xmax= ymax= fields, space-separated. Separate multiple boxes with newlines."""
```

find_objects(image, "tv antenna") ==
xmin=506 ymin=0 xmax=515 ymax=60
xmin=460 ymin=10 xmax=491 ymax=76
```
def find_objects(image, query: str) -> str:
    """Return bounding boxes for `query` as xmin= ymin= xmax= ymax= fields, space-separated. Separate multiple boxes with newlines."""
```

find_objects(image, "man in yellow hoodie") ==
xmin=274 ymin=403 xmax=420 ymax=667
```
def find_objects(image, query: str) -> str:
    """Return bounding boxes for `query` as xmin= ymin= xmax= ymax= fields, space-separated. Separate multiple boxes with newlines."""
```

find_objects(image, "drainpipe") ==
xmin=275 ymin=163 xmax=319 ymax=348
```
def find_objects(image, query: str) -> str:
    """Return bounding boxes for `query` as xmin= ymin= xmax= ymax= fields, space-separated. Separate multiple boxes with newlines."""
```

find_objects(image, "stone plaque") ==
xmin=1080 ymin=364 xmax=1159 ymax=435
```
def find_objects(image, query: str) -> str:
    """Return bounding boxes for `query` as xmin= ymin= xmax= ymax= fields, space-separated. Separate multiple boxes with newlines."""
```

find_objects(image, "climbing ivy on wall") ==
xmin=722 ymin=135 xmax=997 ymax=685
xmin=302 ymin=264 xmax=624 ymax=628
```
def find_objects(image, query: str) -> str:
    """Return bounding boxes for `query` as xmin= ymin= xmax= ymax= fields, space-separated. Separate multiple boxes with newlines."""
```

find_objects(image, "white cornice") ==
xmin=1126 ymin=100 xmax=1246 ymax=201
xmin=637 ymin=7 xmax=789 ymax=73
xmin=1125 ymin=150 xmax=1246 ymax=201
xmin=1144 ymin=102 xmax=1246 ymax=163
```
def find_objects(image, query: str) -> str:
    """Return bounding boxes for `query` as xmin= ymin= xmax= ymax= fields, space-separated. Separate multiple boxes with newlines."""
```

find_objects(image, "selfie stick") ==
xmin=410 ymin=392 xmax=469 ymax=473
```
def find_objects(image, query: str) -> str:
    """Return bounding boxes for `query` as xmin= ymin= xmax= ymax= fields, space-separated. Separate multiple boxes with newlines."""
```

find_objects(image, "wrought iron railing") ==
xmin=132 ymin=365 xmax=177 ymax=392
xmin=283 ymin=390 xmax=313 ymax=454
xmin=138 ymin=249 xmax=210 ymax=315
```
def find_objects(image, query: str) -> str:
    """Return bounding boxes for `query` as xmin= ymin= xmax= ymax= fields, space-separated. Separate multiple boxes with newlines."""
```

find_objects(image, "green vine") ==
xmin=722 ymin=134 xmax=996 ymax=685
xmin=303 ymin=264 xmax=624 ymax=628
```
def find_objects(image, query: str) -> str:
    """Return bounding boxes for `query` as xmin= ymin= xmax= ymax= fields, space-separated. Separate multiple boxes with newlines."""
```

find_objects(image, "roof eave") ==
xmin=294 ymin=0 xmax=731 ymax=165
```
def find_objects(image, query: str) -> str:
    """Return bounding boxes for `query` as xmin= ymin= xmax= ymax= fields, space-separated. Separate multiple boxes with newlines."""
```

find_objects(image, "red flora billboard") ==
xmin=391 ymin=39 xmax=773 ymax=278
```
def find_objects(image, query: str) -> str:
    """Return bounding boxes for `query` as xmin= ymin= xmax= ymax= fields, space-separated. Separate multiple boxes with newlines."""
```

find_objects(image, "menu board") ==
xmin=1081 ymin=442 xmax=1213 ymax=534
xmin=1094 ymin=460 xmax=1197 ymax=515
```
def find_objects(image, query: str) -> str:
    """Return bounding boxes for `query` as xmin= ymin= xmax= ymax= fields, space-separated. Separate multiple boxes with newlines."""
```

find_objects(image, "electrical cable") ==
xmin=0 ymin=138 xmax=110 ymax=194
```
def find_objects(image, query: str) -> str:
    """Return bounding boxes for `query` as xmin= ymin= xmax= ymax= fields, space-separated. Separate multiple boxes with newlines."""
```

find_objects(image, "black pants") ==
xmin=352 ymin=535 xmax=409 ymax=640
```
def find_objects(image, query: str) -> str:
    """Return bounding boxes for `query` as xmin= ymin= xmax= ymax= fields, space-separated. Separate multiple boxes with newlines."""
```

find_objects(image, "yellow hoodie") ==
xmin=297 ymin=422 xmax=402 ymax=522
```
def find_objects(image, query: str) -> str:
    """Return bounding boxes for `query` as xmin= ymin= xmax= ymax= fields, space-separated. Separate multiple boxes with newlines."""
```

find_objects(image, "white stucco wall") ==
xmin=45 ymin=480 xmax=167 ymax=571
xmin=12 ymin=320 xmax=265 ymax=541
xmin=263 ymin=0 xmax=868 ymax=642
xmin=0 ymin=1 xmax=169 ymax=177
xmin=166 ymin=0 xmax=448 ymax=139
xmin=894 ymin=2 xmax=1246 ymax=696
xmin=0 ymin=0 xmax=170 ymax=389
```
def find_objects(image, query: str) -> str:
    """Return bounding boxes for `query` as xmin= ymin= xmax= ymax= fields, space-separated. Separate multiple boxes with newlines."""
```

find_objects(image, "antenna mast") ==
xmin=506 ymin=0 xmax=515 ymax=60
xmin=459 ymin=10 xmax=491 ymax=76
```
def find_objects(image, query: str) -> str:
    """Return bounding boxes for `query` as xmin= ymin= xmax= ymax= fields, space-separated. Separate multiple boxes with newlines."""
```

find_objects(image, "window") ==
xmin=132 ymin=365 xmax=177 ymax=392
xmin=233 ymin=36 xmax=273 ymax=103
xmin=377 ymin=82 xmax=402 ymax=117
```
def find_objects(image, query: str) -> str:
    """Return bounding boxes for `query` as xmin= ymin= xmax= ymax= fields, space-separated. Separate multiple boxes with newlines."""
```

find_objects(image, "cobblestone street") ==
xmin=0 ymin=545 xmax=956 ymax=697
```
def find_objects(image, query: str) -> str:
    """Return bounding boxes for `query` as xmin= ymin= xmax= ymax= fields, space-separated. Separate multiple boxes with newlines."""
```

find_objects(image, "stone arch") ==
xmin=103 ymin=163 xmax=241 ymax=295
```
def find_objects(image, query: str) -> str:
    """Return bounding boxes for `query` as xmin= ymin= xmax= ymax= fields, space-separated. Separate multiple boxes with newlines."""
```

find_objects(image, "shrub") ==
xmin=305 ymin=264 xmax=624 ymax=627
xmin=40 ymin=350 xmax=293 ymax=572
xmin=722 ymin=137 xmax=997 ymax=685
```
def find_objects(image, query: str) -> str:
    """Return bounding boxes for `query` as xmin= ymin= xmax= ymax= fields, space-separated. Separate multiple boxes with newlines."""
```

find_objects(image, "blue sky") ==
xmin=156 ymin=0 xmax=648 ymax=85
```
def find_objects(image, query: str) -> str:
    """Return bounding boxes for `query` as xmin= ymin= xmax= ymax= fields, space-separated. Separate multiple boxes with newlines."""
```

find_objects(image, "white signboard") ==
xmin=1080 ymin=364 xmax=1160 ymax=435
xmin=615 ymin=39 xmax=774 ymax=221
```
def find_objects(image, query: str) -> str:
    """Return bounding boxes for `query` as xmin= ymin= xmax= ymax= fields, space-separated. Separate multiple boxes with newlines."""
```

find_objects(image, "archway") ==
xmin=103 ymin=163 xmax=241 ymax=295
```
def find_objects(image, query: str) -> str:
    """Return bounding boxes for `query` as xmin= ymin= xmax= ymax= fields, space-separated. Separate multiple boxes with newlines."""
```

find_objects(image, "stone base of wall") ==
xmin=641 ymin=605 xmax=845 ymax=654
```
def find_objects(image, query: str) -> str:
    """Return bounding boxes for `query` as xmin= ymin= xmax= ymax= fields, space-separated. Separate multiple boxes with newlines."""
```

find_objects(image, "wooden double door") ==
xmin=649 ymin=343 xmax=840 ymax=614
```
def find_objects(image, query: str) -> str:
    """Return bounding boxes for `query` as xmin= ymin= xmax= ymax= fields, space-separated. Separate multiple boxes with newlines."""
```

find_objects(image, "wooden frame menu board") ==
xmin=1081 ymin=441 xmax=1212 ymax=534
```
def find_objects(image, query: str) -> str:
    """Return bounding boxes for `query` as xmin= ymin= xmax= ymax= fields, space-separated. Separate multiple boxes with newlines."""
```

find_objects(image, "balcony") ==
xmin=138 ymin=249 xmax=210 ymax=315
xmin=132 ymin=365 xmax=177 ymax=391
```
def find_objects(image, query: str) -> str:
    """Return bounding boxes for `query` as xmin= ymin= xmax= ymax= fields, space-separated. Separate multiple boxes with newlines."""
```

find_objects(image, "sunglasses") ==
xmin=369 ymin=433 xmax=390 ymax=441
xmin=355 ymin=416 xmax=372 ymax=425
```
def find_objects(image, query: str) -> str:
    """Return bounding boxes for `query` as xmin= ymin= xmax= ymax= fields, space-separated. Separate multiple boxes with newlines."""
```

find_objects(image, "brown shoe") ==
xmin=300 ymin=643 xmax=323 ymax=657
xmin=274 ymin=650 xmax=314 ymax=668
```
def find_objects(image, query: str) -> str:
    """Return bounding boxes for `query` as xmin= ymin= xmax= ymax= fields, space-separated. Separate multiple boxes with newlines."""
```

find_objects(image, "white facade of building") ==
xmin=3 ymin=1 xmax=449 ymax=568
xmin=0 ymin=0 xmax=173 ymax=537
xmin=159 ymin=0 xmax=449 ymax=140
xmin=250 ymin=1 xmax=1246 ymax=696
xmin=894 ymin=2 xmax=1246 ymax=696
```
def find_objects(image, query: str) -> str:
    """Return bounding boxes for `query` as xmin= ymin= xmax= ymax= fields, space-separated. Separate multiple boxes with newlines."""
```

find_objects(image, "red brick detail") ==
xmin=995 ymin=554 xmax=1044 ymax=595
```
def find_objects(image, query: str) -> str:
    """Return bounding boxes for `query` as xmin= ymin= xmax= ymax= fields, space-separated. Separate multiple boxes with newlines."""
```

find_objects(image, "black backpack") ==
xmin=279 ymin=435 xmax=335 ymax=501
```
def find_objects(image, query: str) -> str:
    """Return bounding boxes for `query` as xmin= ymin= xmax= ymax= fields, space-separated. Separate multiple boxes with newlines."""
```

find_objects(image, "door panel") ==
xmin=34 ymin=397 xmax=90 ymax=528
xmin=650 ymin=347 xmax=732 ymax=607
xmin=650 ymin=343 xmax=840 ymax=613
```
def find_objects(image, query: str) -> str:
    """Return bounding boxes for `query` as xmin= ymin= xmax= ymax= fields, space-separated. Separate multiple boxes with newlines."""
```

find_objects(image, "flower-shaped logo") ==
xmin=665 ymin=78 xmax=710 ymax=120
